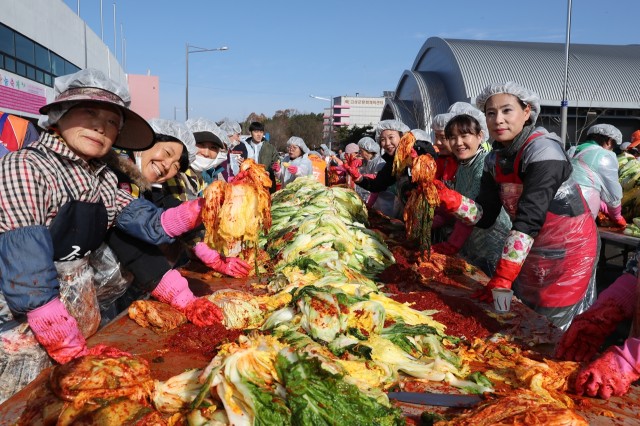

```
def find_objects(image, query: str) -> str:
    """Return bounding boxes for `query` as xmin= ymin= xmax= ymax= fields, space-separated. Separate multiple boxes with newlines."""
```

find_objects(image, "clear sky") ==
xmin=64 ymin=0 xmax=638 ymax=123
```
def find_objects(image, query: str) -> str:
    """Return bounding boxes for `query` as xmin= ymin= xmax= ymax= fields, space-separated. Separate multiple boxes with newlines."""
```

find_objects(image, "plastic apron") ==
xmin=493 ymin=133 xmax=597 ymax=330
xmin=0 ymin=184 xmax=108 ymax=403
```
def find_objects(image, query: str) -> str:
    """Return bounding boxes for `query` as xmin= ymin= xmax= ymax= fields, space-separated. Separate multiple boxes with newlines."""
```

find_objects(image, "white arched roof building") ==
xmin=383 ymin=37 xmax=640 ymax=144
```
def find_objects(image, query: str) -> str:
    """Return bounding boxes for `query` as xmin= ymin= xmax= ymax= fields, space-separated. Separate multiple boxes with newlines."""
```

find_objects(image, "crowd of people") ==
xmin=0 ymin=68 xmax=638 ymax=404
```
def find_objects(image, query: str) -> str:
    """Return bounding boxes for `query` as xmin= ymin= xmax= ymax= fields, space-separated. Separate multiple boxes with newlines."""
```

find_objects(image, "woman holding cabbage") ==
xmin=272 ymin=136 xmax=313 ymax=189
xmin=344 ymin=120 xmax=437 ymax=219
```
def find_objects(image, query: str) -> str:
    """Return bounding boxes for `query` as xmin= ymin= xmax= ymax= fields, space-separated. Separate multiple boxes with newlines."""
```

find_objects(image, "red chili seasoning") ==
xmin=388 ymin=290 xmax=501 ymax=339
xmin=168 ymin=322 xmax=242 ymax=357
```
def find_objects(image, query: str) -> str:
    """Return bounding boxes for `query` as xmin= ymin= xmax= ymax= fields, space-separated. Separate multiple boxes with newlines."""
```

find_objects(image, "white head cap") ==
xmin=148 ymin=118 xmax=197 ymax=164
xmin=476 ymin=81 xmax=541 ymax=125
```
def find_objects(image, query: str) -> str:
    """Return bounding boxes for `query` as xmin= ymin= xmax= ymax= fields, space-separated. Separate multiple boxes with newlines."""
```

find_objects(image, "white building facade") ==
xmin=0 ymin=0 xmax=123 ymax=120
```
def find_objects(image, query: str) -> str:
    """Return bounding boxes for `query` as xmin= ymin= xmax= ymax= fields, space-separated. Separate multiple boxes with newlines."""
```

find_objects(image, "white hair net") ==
xmin=220 ymin=120 xmax=242 ymax=136
xmin=186 ymin=117 xmax=231 ymax=149
xmin=475 ymin=81 xmax=541 ymax=125
xmin=287 ymin=136 xmax=309 ymax=153
xmin=447 ymin=102 xmax=488 ymax=137
xmin=358 ymin=136 xmax=380 ymax=154
xmin=621 ymin=142 xmax=631 ymax=151
xmin=375 ymin=119 xmax=410 ymax=141
xmin=411 ymin=129 xmax=431 ymax=142
xmin=587 ymin=123 xmax=623 ymax=145
xmin=431 ymin=113 xmax=455 ymax=131
xmin=148 ymin=118 xmax=197 ymax=164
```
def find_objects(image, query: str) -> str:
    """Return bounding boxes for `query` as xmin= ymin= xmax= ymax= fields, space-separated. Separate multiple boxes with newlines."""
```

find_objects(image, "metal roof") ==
xmin=412 ymin=37 xmax=640 ymax=110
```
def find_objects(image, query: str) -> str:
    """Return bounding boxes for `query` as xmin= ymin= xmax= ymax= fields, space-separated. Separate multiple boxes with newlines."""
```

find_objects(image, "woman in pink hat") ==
xmin=0 ymin=69 xmax=235 ymax=403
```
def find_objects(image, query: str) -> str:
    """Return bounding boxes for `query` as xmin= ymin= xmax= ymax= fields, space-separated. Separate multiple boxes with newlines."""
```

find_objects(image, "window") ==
xmin=15 ymin=34 xmax=35 ymax=66
xmin=35 ymin=44 xmax=50 ymax=72
xmin=51 ymin=53 xmax=65 ymax=76
xmin=65 ymin=61 xmax=80 ymax=75
xmin=44 ymin=73 xmax=52 ymax=86
xmin=26 ymin=65 xmax=35 ymax=80
xmin=4 ymin=56 xmax=15 ymax=73
xmin=0 ymin=24 xmax=14 ymax=55
xmin=16 ymin=60 xmax=26 ymax=77
xmin=36 ymin=69 xmax=44 ymax=83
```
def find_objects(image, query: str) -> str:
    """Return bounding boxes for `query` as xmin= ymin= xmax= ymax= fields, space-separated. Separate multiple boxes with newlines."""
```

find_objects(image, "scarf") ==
xmin=459 ymin=144 xmax=487 ymax=166
xmin=495 ymin=124 xmax=536 ymax=159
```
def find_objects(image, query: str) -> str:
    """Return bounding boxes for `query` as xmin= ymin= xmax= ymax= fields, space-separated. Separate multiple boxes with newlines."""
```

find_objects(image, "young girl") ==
xmin=433 ymin=110 xmax=511 ymax=276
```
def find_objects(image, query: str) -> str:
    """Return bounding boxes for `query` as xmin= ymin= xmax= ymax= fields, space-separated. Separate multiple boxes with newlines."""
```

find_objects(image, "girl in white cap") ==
xmin=435 ymin=81 xmax=598 ymax=331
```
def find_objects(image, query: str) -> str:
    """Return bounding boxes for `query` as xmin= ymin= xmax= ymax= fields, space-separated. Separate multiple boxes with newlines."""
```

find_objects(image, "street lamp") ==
xmin=186 ymin=43 xmax=228 ymax=120
xmin=309 ymin=94 xmax=334 ymax=152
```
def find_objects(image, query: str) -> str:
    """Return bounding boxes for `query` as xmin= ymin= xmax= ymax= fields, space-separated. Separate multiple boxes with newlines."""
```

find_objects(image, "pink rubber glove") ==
xmin=194 ymin=242 xmax=251 ymax=278
xmin=151 ymin=269 xmax=223 ymax=326
xmin=287 ymin=165 xmax=298 ymax=174
xmin=472 ymin=230 xmax=533 ymax=303
xmin=27 ymin=298 xmax=87 ymax=364
xmin=600 ymin=201 xmax=609 ymax=216
xmin=607 ymin=204 xmax=627 ymax=228
xmin=160 ymin=198 xmax=204 ymax=238
xmin=574 ymin=338 xmax=640 ymax=399
xmin=556 ymin=273 xmax=637 ymax=362
xmin=433 ymin=221 xmax=474 ymax=255
xmin=272 ymin=162 xmax=281 ymax=172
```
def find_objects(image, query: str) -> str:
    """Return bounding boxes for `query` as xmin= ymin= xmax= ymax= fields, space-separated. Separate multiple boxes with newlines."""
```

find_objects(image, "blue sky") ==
xmin=64 ymin=0 xmax=638 ymax=123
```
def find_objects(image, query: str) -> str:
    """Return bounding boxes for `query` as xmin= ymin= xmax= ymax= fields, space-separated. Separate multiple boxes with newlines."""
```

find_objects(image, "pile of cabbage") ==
xmin=265 ymin=177 xmax=395 ymax=291
xmin=150 ymin=182 xmax=493 ymax=425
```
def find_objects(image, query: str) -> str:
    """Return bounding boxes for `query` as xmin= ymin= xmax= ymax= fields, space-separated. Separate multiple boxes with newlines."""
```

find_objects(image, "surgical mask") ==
xmin=191 ymin=153 xmax=224 ymax=172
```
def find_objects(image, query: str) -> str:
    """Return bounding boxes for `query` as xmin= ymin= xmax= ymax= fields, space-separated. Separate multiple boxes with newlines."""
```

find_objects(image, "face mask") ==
xmin=191 ymin=154 xmax=221 ymax=172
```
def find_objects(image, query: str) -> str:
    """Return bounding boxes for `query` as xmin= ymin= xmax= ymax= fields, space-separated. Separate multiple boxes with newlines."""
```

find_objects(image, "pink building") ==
xmin=127 ymin=74 xmax=160 ymax=120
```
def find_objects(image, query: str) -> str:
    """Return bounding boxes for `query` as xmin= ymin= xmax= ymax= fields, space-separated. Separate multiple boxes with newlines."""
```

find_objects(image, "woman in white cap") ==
xmin=220 ymin=120 xmax=248 ymax=179
xmin=353 ymin=136 xmax=386 ymax=206
xmin=435 ymin=81 xmax=598 ymax=330
xmin=272 ymin=136 xmax=313 ymax=188
xmin=0 ymin=69 xmax=229 ymax=402
xmin=570 ymin=123 xmax=626 ymax=227
xmin=344 ymin=120 xmax=437 ymax=218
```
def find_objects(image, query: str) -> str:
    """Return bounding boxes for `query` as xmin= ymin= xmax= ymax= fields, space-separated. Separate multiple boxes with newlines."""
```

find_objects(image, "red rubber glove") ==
xmin=432 ymin=221 xmax=474 ymax=255
xmin=434 ymin=180 xmax=462 ymax=212
xmin=344 ymin=165 xmax=362 ymax=181
xmin=287 ymin=165 xmax=298 ymax=174
xmin=27 ymin=298 xmax=87 ymax=364
xmin=472 ymin=230 xmax=533 ymax=302
xmin=272 ymin=162 xmax=281 ymax=172
xmin=161 ymin=198 xmax=204 ymax=238
xmin=556 ymin=273 xmax=637 ymax=362
xmin=574 ymin=339 xmax=640 ymax=399
xmin=194 ymin=242 xmax=251 ymax=278
xmin=151 ymin=269 xmax=224 ymax=326
xmin=344 ymin=154 xmax=362 ymax=169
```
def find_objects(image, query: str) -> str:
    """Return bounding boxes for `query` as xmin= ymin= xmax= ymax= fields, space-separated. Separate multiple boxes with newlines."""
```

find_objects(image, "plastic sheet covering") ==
xmin=55 ymin=257 xmax=101 ymax=338
xmin=571 ymin=146 xmax=621 ymax=218
xmin=513 ymin=191 xmax=598 ymax=331
xmin=89 ymin=243 xmax=134 ymax=311
xmin=0 ymin=323 xmax=52 ymax=404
